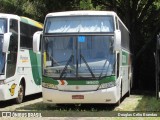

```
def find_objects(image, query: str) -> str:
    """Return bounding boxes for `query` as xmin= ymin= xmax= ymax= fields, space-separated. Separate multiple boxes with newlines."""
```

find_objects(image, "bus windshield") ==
xmin=0 ymin=19 xmax=7 ymax=33
xmin=43 ymin=35 xmax=115 ymax=79
xmin=0 ymin=19 xmax=7 ymax=74
xmin=45 ymin=16 xmax=114 ymax=33
xmin=0 ymin=35 xmax=5 ymax=74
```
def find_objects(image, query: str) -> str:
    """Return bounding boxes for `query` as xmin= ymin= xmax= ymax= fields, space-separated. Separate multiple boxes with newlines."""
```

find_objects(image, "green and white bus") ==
xmin=33 ymin=11 xmax=132 ymax=105
xmin=0 ymin=14 xmax=43 ymax=103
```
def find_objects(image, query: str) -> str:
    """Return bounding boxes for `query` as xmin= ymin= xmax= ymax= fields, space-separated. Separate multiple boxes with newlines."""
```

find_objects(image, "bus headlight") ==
xmin=42 ymin=82 xmax=58 ymax=90
xmin=98 ymin=81 xmax=116 ymax=89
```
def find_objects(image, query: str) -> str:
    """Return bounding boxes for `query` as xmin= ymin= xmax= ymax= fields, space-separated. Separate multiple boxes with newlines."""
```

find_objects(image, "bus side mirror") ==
xmin=3 ymin=32 xmax=12 ymax=53
xmin=114 ymin=30 xmax=121 ymax=51
xmin=33 ymin=31 xmax=42 ymax=53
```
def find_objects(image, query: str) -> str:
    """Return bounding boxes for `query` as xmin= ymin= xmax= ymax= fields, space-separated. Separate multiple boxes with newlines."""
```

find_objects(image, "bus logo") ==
xmin=58 ymin=80 xmax=68 ymax=85
xmin=20 ymin=55 xmax=29 ymax=63
xmin=60 ymin=80 xmax=65 ymax=85
xmin=9 ymin=83 xmax=17 ymax=96
xmin=86 ymin=81 xmax=99 ymax=85
xmin=2 ymin=112 xmax=11 ymax=117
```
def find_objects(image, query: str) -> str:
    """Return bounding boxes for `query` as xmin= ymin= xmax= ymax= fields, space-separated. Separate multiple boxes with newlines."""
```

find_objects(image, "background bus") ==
xmin=0 ymin=14 xmax=43 ymax=103
xmin=33 ymin=11 xmax=132 ymax=105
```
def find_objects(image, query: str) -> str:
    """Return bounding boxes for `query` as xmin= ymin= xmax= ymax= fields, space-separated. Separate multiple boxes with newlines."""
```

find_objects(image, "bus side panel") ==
xmin=29 ymin=50 xmax=42 ymax=86
xmin=0 ymin=76 xmax=21 ymax=101
xmin=17 ymin=49 xmax=41 ymax=96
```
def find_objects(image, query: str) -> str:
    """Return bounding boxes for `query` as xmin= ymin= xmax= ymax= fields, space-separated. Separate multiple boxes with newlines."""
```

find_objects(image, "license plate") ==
xmin=72 ymin=95 xmax=84 ymax=99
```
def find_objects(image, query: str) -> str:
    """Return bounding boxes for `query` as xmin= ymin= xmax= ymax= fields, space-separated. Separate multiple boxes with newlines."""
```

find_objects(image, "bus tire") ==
xmin=15 ymin=82 xmax=24 ymax=104
xmin=126 ymin=82 xmax=131 ymax=97
xmin=127 ymin=72 xmax=132 ymax=97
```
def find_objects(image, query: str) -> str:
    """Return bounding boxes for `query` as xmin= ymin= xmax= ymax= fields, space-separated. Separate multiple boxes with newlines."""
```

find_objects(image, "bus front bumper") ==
xmin=42 ymin=86 xmax=120 ymax=104
xmin=0 ymin=85 xmax=10 ymax=101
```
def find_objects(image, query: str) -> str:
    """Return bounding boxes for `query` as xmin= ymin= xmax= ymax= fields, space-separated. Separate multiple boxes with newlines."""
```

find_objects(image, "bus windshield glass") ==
xmin=43 ymin=35 xmax=115 ymax=79
xmin=0 ymin=35 xmax=5 ymax=74
xmin=45 ymin=16 xmax=114 ymax=33
xmin=0 ymin=19 xmax=7 ymax=33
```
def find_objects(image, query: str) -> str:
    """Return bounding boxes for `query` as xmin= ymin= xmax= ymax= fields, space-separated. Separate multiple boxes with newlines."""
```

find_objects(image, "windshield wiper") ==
xmin=59 ymin=55 xmax=74 ymax=79
xmin=46 ymin=52 xmax=60 ymax=66
xmin=99 ymin=59 xmax=109 ymax=79
xmin=80 ymin=54 xmax=95 ymax=78
xmin=99 ymin=55 xmax=116 ymax=79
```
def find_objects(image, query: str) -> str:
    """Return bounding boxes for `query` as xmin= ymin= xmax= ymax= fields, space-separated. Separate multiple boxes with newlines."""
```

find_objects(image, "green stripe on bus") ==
xmin=122 ymin=51 xmax=129 ymax=66
xmin=42 ymin=75 xmax=116 ymax=85
xmin=29 ymin=50 xmax=42 ymax=85
xmin=42 ymin=76 xmax=59 ymax=84
xmin=99 ymin=75 xmax=116 ymax=84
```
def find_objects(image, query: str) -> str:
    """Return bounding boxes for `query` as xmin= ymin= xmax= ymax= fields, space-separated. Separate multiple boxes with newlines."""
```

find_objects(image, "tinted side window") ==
xmin=119 ymin=20 xmax=129 ymax=50
xmin=20 ymin=22 xmax=41 ymax=49
xmin=6 ymin=19 xmax=18 ymax=78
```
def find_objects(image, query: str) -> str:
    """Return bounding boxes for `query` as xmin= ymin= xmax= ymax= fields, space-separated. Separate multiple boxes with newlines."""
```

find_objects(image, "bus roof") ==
xmin=20 ymin=17 xmax=43 ymax=29
xmin=46 ymin=11 xmax=129 ymax=33
xmin=46 ymin=11 xmax=117 ymax=17
xmin=0 ymin=13 xmax=19 ymax=20
xmin=0 ymin=13 xmax=43 ymax=29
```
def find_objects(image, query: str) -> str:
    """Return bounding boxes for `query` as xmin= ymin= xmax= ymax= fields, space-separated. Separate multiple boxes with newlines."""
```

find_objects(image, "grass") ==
xmin=135 ymin=95 xmax=160 ymax=111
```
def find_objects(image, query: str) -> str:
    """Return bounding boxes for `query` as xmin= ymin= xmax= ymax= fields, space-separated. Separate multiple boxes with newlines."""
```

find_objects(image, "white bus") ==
xmin=0 ymin=14 xmax=43 ymax=103
xmin=33 ymin=11 xmax=132 ymax=105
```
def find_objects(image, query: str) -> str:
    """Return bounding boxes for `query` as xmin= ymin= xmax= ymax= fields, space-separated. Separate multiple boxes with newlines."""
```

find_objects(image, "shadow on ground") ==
xmin=0 ymin=93 xmax=42 ymax=108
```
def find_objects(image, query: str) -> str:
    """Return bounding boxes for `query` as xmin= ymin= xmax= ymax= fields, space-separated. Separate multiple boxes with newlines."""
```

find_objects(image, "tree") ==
xmin=0 ymin=0 xmax=46 ymax=22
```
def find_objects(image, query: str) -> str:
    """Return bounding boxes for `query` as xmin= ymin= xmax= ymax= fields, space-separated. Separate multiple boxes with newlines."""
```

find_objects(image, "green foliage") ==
xmin=135 ymin=95 xmax=160 ymax=111
xmin=21 ymin=0 xmax=46 ymax=22
xmin=0 ymin=0 xmax=19 ymax=13
xmin=0 ymin=0 xmax=46 ymax=22
xmin=79 ymin=0 xmax=94 ymax=10
xmin=154 ymin=0 xmax=160 ymax=10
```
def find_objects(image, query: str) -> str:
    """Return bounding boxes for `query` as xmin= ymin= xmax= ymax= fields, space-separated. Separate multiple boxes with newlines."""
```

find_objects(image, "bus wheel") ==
xmin=15 ymin=82 xmax=24 ymax=104
xmin=126 ymin=83 xmax=131 ymax=97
